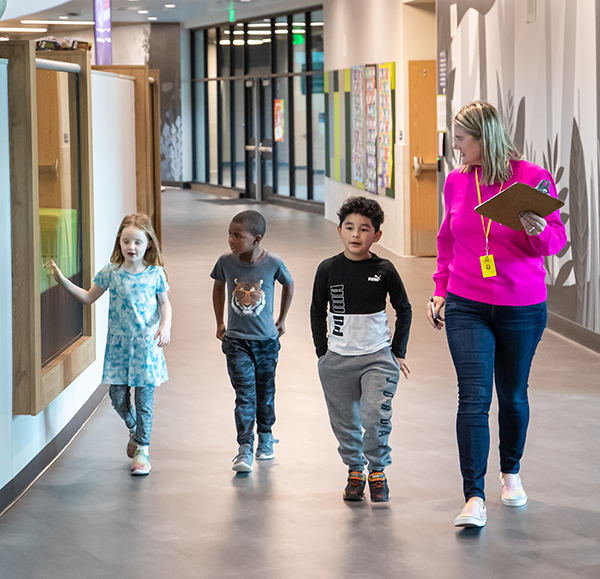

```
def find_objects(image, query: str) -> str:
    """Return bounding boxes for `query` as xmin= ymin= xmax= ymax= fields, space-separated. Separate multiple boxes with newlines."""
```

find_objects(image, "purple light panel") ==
xmin=94 ymin=0 xmax=113 ymax=65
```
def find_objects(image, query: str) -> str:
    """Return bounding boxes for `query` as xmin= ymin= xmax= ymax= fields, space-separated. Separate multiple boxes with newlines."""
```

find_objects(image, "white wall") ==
xmin=0 ymin=70 xmax=137 ymax=489
xmin=323 ymin=0 xmax=436 ymax=256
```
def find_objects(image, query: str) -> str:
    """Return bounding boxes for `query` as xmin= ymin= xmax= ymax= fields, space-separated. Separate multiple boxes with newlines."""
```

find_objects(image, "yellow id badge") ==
xmin=480 ymin=254 xmax=497 ymax=278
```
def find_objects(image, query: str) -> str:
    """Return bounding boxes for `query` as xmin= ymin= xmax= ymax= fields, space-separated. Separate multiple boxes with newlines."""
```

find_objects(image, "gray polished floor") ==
xmin=1 ymin=189 xmax=599 ymax=579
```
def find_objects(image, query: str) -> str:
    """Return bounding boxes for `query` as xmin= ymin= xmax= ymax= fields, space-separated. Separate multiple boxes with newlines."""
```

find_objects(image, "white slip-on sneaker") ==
xmin=453 ymin=497 xmax=487 ymax=528
xmin=500 ymin=473 xmax=528 ymax=507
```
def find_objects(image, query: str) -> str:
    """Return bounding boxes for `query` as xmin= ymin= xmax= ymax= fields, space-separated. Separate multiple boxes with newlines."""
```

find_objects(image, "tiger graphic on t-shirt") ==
xmin=231 ymin=278 xmax=265 ymax=317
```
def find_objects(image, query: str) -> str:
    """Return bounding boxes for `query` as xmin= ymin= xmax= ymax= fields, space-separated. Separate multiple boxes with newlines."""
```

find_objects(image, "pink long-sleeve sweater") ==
xmin=433 ymin=159 xmax=567 ymax=306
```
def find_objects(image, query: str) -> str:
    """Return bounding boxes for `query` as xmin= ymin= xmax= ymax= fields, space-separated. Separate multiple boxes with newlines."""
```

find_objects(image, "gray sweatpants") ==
xmin=317 ymin=347 xmax=400 ymax=472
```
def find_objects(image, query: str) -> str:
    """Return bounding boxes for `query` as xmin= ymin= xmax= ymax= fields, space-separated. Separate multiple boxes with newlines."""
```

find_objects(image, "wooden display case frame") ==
xmin=0 ymin=41 xmax=95 ymax=415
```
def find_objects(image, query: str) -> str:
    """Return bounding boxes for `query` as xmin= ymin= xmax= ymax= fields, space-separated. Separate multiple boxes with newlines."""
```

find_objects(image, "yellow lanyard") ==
xmin=475 ymin=168 xmax=503 ymax=255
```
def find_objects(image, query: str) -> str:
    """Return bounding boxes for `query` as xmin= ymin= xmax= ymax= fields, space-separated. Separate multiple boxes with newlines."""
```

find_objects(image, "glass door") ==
xmin=244 ymin=77 xmax=273 ymax=200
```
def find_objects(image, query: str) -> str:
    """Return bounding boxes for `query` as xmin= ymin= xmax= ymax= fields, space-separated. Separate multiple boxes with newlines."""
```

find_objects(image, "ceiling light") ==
xmin=248 ymin=22 xmax=270 ymax=28
xmin=59 ymin=16 xmax=69 ymax=20
xmin=292 ymin=29 xmax=305 ymax=34
xmin=232 ymin=30 xmax=244 ymax=35
xmin=148 ymin=17 xmax=158 ymax=21
xmin=0 ymin=27 xmax=48 ymax=33
xmin=263 ymin=38 xmax=271 ymax=43
xmin=247 ymin=30 xmax=270 ymax=35
xmin=165 ymin=4 xmax=176 ymax=7
xmin=233 ymin=39 xmax=244 ymax=45
xmin=138 ymin=10 xmax=149 ymax=14
xmin=274 ymin=30 xmax=288 ymax=34
xmin=21 ymin=20 xmax=95 ymax=25
xmin=311 ymin=22 xmax=324 ymax=26
xmin=219 ymin=39 xmax=231 ymax=45
xmin=292 ymin=22 xmax=306 ymax=26
xmin=247 ymin=39 xmax=263 ymax=45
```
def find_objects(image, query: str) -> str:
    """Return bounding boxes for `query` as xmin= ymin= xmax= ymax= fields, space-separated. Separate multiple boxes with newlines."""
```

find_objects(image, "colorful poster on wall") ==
xmin=364 ymin=64 xmax=378 ymax=195
xmin=274 ymin=99 xmax=284 ymax=141
xmin=351 ymin=66 xmax=364 ymax=188
xmin=377 ymin=62 xmax=394 ymax=195
xmin=325 ymin=62 xmax=395 ymax=198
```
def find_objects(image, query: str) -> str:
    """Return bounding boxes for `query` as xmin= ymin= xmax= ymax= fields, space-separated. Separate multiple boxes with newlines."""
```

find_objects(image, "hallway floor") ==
xmin=1 ymin=188 xmax=599 ymax=579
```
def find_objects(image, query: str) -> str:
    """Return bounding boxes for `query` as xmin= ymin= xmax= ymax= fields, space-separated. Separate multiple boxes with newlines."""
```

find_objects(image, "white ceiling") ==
xmin=1 ymin=0 xmax=322 ymax=29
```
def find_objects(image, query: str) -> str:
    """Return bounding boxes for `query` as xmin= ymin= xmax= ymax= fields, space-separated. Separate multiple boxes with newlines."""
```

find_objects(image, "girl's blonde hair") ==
xmin=454 ymin=100 xmax=521 ymax=185
xmin=110 ymin=214 xmax=165 ymax=270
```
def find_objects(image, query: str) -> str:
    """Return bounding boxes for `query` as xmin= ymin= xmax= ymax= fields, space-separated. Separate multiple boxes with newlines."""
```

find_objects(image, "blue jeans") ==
xmin=222 ymin=337 xmax=280 ymax=447
xmin=445 ymin=293 xmax=547 ymax=501
xmin=109 ymin=385 xmax=155 ymax=446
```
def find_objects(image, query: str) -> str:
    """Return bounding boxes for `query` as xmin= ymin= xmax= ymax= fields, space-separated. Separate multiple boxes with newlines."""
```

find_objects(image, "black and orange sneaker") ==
xmin=368 ymin=471 xmax=390 ymax=502
xmin=343 ymin=471 xmax=367 ymax=501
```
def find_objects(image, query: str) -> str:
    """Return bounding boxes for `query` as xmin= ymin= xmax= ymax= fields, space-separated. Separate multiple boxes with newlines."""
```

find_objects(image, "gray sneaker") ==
xmin=232 ymin=443 xmax=253 ymax=472
xmin=256 ymin=433 xmax=278 ymax=460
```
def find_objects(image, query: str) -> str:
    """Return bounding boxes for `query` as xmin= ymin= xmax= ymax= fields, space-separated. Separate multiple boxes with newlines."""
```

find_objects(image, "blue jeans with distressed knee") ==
xmin=445 ymin=292 xmax=547 ymax=501
xmin=109 ymin=385 xmax=155 ymax=446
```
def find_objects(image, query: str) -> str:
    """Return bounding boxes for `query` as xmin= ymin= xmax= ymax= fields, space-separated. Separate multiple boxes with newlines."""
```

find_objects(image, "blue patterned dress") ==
xmin=94 ymin=264 xmax=170 ymax=387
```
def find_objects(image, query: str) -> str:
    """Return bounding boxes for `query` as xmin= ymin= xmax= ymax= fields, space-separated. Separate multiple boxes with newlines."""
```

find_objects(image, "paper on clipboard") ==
xmin=474 ymin=182 xmax=564 ymax=231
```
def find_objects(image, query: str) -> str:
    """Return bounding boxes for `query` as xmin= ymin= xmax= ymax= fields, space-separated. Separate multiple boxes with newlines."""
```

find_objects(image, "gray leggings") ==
xmin=109 ymin=385 xmax=155 ymax=446
xmin=318 ymin=347 xmax=400 ymax=472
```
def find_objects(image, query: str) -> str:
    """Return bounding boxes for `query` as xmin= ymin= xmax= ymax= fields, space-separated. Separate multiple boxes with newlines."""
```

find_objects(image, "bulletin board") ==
xmin=325 ymin=62 xmax=395 ymax=198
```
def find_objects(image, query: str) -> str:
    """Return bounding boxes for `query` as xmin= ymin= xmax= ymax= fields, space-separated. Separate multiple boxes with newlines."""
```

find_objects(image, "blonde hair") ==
xmin=110 ymin=214 xmax=166 ymax=273
xmin=454 ymin=100 xmax=521 ymax=185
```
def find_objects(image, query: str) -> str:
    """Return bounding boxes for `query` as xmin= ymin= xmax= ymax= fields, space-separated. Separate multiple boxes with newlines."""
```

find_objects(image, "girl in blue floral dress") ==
xmin=50 ymin=214 xmax=172 ymax=476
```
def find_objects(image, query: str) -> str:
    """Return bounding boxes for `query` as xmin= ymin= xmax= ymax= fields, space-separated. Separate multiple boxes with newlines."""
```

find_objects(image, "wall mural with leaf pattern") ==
xmin=437 ymin=0 xmax=600 ymax=336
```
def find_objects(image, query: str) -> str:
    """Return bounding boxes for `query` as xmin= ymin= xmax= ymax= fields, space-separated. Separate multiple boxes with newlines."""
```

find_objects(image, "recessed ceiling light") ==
xmin=59 ymin=16 xmax=69 ymax=20
xmin=219 ymin=39 xmax=231 ymax=45
xmin=310 ymin=22 xmax=324 ymax=26
xmin=274 ymin=30 xmax=288 ymax=34
xmin=233 ymin=39 xmax=244 ymax=45
xmin=148 ymin=17 xmax=158 ymax=21
xmin=165 ymin=4 xmax=176 ymax=7
xmin=138 ymin=10 xmax=149 ymax=15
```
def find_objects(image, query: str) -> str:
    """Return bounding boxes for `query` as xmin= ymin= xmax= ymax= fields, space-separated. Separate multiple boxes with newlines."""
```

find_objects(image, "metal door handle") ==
xmin=413 ymin=156 xmax=437 ymax=178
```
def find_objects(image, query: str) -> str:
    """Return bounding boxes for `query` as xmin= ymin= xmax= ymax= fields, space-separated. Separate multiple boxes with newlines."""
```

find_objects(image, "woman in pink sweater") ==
xmin=427 ymin=101 xmax=567 ymax=528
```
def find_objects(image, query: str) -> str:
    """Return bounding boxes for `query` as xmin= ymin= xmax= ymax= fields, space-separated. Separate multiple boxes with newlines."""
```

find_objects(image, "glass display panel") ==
xmin=274 ymin=76 xmax=289 ymax=196
xmin=234 ymin=79 xmax=245 ymax=188
xmin=207 ymin=28 xmax=217 ymax=78
xmin=219 ymin=26 xmax=231 ymax=76
xmin=221 ymin=80 xmax=232 ymax=187
xmin=193 ymin=30 xmax=205 ymax=79
xmin=292 ymin=13 xmax=306 ymax=74
xmin=247 ymin=18 xmax=271 ymax=76
xmin=194 ymin=81 xmax=206 ymax=181
xmin=208 ymin=79 xmax=218 ymax=184
xmin=37 ymin=69 xmax=83 ymax=366
xmin=275 ymin=16 xmax=288 ymax=75
xmin=312 ymin=74 xmax=325 ymax=202
xmin=293 ymin=75 xmax=307 ymax=200
xmin=311 ymin=10 xmax=324 ymax=75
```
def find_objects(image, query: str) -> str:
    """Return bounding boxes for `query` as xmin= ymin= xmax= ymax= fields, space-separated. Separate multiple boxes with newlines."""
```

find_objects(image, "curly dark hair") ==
xmin=337 ymin=196 xmax=385 ymax=232
xmin=231 ymin=210 xmax=267 ymax=237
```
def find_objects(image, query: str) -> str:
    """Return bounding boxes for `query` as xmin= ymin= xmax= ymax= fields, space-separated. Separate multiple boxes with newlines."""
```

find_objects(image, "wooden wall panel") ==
xmin=0 ymin=41 xmax=41 ymax=415
xmin=0 ymin=42 xmax=96 ymax=415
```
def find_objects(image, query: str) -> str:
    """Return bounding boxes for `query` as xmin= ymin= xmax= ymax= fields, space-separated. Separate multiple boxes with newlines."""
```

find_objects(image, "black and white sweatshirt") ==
xmin=310 ymin=252 xmax=412 ymax=359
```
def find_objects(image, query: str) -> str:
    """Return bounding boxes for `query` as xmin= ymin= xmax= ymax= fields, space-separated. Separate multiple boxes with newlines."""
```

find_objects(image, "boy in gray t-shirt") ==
xmin=211 ymin=210 xmax=294 ymax=473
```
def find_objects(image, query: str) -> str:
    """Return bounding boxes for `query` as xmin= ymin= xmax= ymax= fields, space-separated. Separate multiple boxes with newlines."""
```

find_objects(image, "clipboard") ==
xmin=474 ymin=182 xmax=564 ymax=231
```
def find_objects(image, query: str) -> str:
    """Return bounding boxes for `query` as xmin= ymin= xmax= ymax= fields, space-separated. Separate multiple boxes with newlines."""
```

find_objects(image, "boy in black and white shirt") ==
xmin=310 ymin=197 xmax=412 ymax=502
